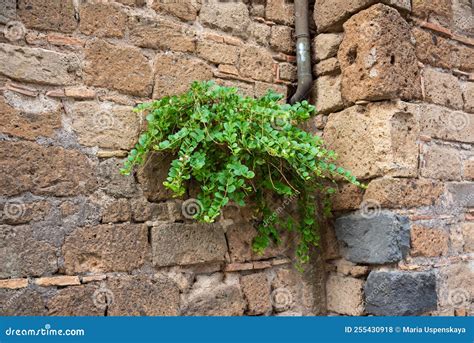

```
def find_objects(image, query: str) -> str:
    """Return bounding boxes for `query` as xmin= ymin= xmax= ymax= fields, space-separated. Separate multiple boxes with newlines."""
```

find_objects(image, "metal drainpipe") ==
xmin=289 ymin=0 xmax=313 ymax=104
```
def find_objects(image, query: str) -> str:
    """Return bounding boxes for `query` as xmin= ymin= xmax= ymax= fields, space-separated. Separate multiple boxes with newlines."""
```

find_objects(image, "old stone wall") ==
xmin=313 ymin=0 xmax=473 ymax=316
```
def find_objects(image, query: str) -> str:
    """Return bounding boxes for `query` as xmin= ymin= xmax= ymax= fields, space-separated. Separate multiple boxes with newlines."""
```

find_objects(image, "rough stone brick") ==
xmin=48 ymin=285 xmax=104 ymax=316
xmin=412 ymin=28 xmax=459 ymax=70
xmin=421 ymin=144 xmax=462 ymax=180
xmin=364 ymin=178 xmax=444 ymax=208
xmin=458 ymin=45 xmax=474 ymax=72
xmin=0 ymin=225 xmax=57 ymax=278
xmin=447 ymin=183 xmax=474 ymax=208
xmin=152 ymin=0 xmax=201 ymax=21
xmin=331 ymin=183 xmax=364 ymax=211
xmin=365 ymin=271 xmax=437 ymax=315
xmin=241 ymin=272 xmax=272 ymax=315
xmin=0 ymin=0 xmax=16 ymax=23
xmin=0 ymin=199 xmax=51 ymax=225
xmin=85 ymin=40 xmax=153 ymax=97
xmin=0 ymin=278 xmax=28 ymax=289
xmin=314 ymin=0 xmax=411 ymax=33
xmin=326 ymin=274 xmax=364 ymax=315
xmin=464 ymin=159 xmax=474 ymax=180
xmin=153 ymin=54 xmax=213 ymax=98
xmin=98 ymin=158 xmax=138 ymax=198
xmin=435 ymin=262 xmax=473 ymax=309
xmin=266 ymin=0 xmax=294 ymax=25
xmin=18 ymin=0 xmax=77 ymax=33
xmin=107 ymin=275 xmax=180 ymax=316
xmin=0 ymin=43 xmax=79 ymax=85
xmin=333 ymin=259 xmax=369 ymax=277
xmin=270 ymin=26 xmax=294 ymax=54
xmin=197 ymin=40 xmax=239 ymax=65
xmin=151 ymin=223 xmax=227 ymax=267
xmin=0 ymin=97 xmax=61 ymax=140
xmin=0 ymin=141 xmax=97 ymax=197
xmin=0 ymin=289 xmax=47 ymax=315
xmin=424 ymin=68 xmax=463 ymax=110
xmin=240 ymin=45 xmax=275 ymax=82
xmin=313 ymin=33 xmax=343 ymax=62
xmin=248 ymin=22 xmax=271 ymax=46
xmin=279 ymin=63 xmax=297 ymax=81
xmin=62 ymin=224 xmax=149 ymax=274
xmin=334 ymin=211 xmax=410 ymax=264
xmin=462 ymin=222 xmax=474 ymax=252
xmin=410 ymin=225 xmax=449 ymax=257
xmin=69 ymin=101 xmax=140 ymax=150
xmin=79 ymin=3 xmax=126 ymax=38
xmin=462 ymin=82 xmax=474 ymax=113
xmin=412 ymin=0 xmax=453 ymax=27
xmin=35 ymin=276 xmax=81 ymax=287
xmin=254 ymin=82 xmax=288 ymax=98
xmin=181 ymin=273 xmax=245 ymax=316
xmin=102 ymin=198 xmax=131 ymax=223
xmin=136 ymin=152 xmax=176 ymax=202
xmin=314 ymin=57 xmax=340 ymax=76
xmin=338 ymin=4 xmax=422 ymax=103
xmin=200 ymin=0 xmax=250 ymax=38
xmin=323 ymin=102 xmax=419 ymax=179
xmin=116 ymin=0 xmax=146 ymax=6
xmin=311 ymin=74 xmax=344 ymax=115
xmin=129 ymin=16 xmax=195 ymax=53
xmin=453 ymin=0 xmax=474 ymax=36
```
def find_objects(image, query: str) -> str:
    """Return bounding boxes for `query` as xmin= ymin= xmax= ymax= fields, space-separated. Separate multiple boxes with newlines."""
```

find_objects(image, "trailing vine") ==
xmin=121 ymin=81 xmax=361 ymax=267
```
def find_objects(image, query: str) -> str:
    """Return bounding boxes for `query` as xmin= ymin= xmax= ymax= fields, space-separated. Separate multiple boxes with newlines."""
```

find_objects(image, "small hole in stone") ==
xmin=347 ymin=47 xmax=357 ymax=65
xmin=390 ymin=55 xmax=396 ymax=64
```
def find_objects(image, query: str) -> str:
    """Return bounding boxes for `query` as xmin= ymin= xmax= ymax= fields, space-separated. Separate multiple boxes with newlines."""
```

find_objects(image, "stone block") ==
xmin=453 ymin=0 xmax=474 ymax=36
xmin=338 ymin=4 xmax=422 ymax=103
xmin=334 ymin=211 xmax=410 ymax=264
xmin=0 ymin=43 xmax=79 ymax=85
xmin=437 ymin=262 xmax=473 ymax=309
xmin=48 ymin=285 xmax=104 ymax=316
xmin=313 ymin=33 xmax=343 ymax=62
xmin=102 ymin=198 xmax=131 ymax=223
xmin=410 ymin=225 xmax=449 ymax=257
xmin=79 ymin=2 xmax=126 ymax=38
xmin=69 ymin=101 xmax=140 ymax=150
xmin=0 ymin=199 xmax=51 ymax=225
xmin=0 ymin=289 xmax=47 ymax=315
xmin=152 ymin=0 xmax=200 ymax=21
xmin=364 ymin=178 xmax=444 ymax=208
xmin=266 ymin=0 xmax=294 ymax=25
xmin=62 ymin=224 xmax=149 ymax=274
xmin=35 ymin=276 xmax=81 ymax=287
xmin=248 ymin=22 xmax=271 ymax=46
xmin=98 ymin=158 xmax=137 ymax=198
xmin=107 ymin=275 xmax=180 ymax=316
xmin=331 ymin=183 xmax=364 ymax=211
xmin=323 ymin=102 xmax=419 ymax=179
xmin=240 ymin=45 xmax=275 ymax=82
xmin=200 ymin=0 xmax=250 ymax=38
xmin=424 ymin=68 xmax=463 ymax=110
xmin=462 ymin=82 xmax=474 ymax=113
xmin=365 ymin=271 xmax=437 ymax=315
xmin=197 ymin=40 xmax=239 ymax=65
xmin=464 ymin=159 xmax=474 ymax=180
xmin=153 ymin=54 xmax=213 ymax=98
xmin=412 ymin=0 xmax=453 ymax=27
xmin=311 ymin=74 xmax=344 ymax=115
xmin=279 ymin=63 xmax=297 ymax=81
xmin=136 ymin=152 xmax=176 ymax=202
xmin=0 ymin=278 xmax=28 ymax=289
xmin=314 ymin=58 xmax=340 ymax=76
xmin=270 ymin=25 xmax=294 ymax=54
xmin=151 ymin=223 xmax=227 ymax=267
xmin=85 ymin=40 xmax=153 ymax=97
xmin=326 ymin=274 xmax=364 ymax=315
xmin=0 ymin=141 xmax=97 ymax=197
xmin=421 ymin=144 xmax=462 ymax=180
xmin=462 ymin=223 xmax=474 ymax=252
xmin=0 ymin=225 xmax=57 ymax=278
xmin=412 ymin=28 xmax=459 ymax=70
xmin=116 ymin=0 xmax=146 ymax=6
xmin=447 ymin=183 xmax=474 ymax=208
xmin=241 ymin=272 xmax=272 ymax=315
xmin=18 ymin=0 xmax=77 ymax=32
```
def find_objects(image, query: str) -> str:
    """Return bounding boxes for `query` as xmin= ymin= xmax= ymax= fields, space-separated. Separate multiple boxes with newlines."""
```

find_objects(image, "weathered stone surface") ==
xmin=438 ymin=262 xmax=473 ymax=310
xmin=248 ymin=22 xmax=271 ymax=46
xmin=240 ymin=45 xmax=275 ymax=82
xmin=332 ymin=259 xmax=369 ymax=277
xmin=197 ymin=41 xmax=239 ymax=65
xmin=129 ymin=16 xmax=195 ymax=53
xmin=48 ymin=285 xmax=104 ymax=316
xmin=85 ymin=40 xmax=153 ymax=97
xmin=0 ymin=225 xmax=57 ymax=278
xmin=279 ymin=63 xmax=297 ymax=81
xmin=335 ymin=211 xmax=410 ymax=264
xmin=254 ymin=82 xmax=288 ymax=98
xmin=18 ymin=0 xmax=77 ymax=32
xmin=102 ymin=198 xmax=131 ymax=223
xmin=0 ymin=289 xmax=47 ymax=315
xmin=270 ymin=26 xmax=294 ymax=54
xmin=98 ymin=158 xmax=137 ymax=198
xmin=313 ymin=33 xmax=343 ymax=62
xmin=453 ymin=0 xmax=474 ymax=36
xmin=326 ymin=274 xmax=364 ymax=315
xmin=136 ymin=152 xmax=175 ymax=202
xmin=0 ymin=278 xmax=28 ymax=289
xmin=462 ymin=223 xmax=474 ymax=252
xmin=69 ymin=101 xmax=140 ymax=150
xmin=0 ymin=43 xmax=79 ymax=85
xmin=314 ymin=58 xmax=340 ymax=76
xmin=462 ymin=82 xmax=474 ymax=113
xmin=107 ymin=275 xmax=180 ymax=316
xmin=338 ymin=4 xmax=421 ymax=103
xmin=152 ymin=223 xmax=227 ymax=267
xmin=63 ymin=224 xmax=149 ymax=274
xmin=0 ymin=97 xmax=61 ymax=140
xmin=181 ymin=273 xmax=245 ymax=316
xmin=200 ymin=0 xmax=250 ymax=38
xmin=365 ymin=271 xmax=437 ymax=315
xmin=311 ymin=74 xmax=344 ymax=114
xmin=79 ymin=3 xmax=126 ymax=38
xmin=0 ymin=199 xmax=51 ymax=225
xmin=214 ymin=79 xmax=254 ymax=97
xmin=153 ymin=54 xmax=212 ymax=98
xmin=364 ymin=178 xmax=444 ymax=208
xmin=412 ymin=28 xmax=459 ymax=70
xmin=152 ymin=0 xmax=200 ymax=21
xmin=331 ymin=183 xmax=364 ymax=211
xmin=459 ymin=45 xmax=474 ymax=72
xmin=421 ymin=144 xmax=462 ymax=180
xmin=116 ymin=0 xmax=146 ymax=6
xmin=410 ymin=225 xmax=449 ymax=257
xmin=447 ymin=183 xmax=474 ymax=208
xmin=323 ymin=102 xmax=419 ymax=179
xmin=412 ymin=0 xmax=453 ymax=27
xmin=0 ymin=141 xmax=97 ymax=197
xmin=241 ymin=272 xmax=272 ymax=315
xmin=424 ymin=68 xmax=463 ymax=110
xmin=464 ymin=159 xmax=474 ymax=180
xmin=266 ymin=0 xmax=294 ymax=25
xmin=0 ymin=0 xmax=16 ymax=23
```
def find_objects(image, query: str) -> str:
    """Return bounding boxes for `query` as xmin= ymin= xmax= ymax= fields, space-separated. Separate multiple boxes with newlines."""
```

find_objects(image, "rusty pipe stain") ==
xmin=289 ymin=0 xmax=313 ymax=104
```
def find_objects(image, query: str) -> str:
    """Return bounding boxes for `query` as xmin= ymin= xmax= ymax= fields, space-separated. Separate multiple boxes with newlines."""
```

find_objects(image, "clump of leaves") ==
xmin=121 ymin=81 xmax=361 ymax=267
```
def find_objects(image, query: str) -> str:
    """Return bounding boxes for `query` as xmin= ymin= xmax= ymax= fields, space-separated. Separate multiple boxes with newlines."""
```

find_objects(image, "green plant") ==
xmin=121 ymin=81 xmax=361 ymax=267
